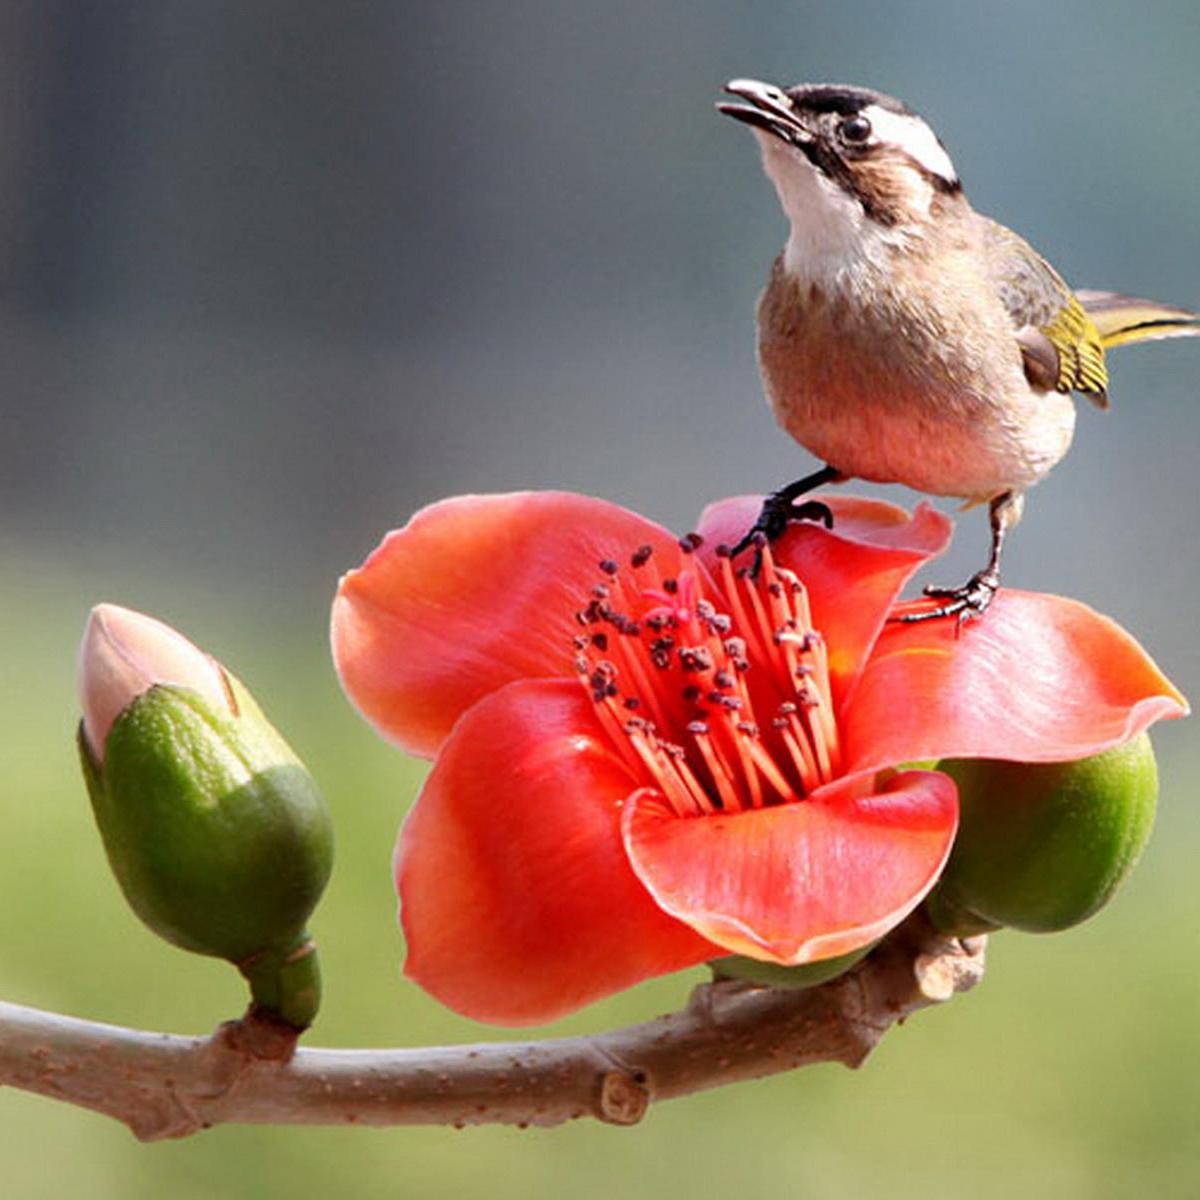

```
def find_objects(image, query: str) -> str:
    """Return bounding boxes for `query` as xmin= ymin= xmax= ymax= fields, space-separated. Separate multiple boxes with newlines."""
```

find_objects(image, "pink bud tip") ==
xmin=78 ymin=604 xmax=231 ymax=761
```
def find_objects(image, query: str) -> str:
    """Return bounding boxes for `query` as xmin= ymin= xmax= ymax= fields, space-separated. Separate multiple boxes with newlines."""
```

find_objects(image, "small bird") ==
xmin=719 ymin=80 xmax=1200 ymax=620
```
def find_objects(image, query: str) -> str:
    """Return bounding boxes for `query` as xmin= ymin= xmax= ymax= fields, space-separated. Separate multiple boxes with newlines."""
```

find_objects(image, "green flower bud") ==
xmin=927 ymin=735 xmax=1158 ymax=935
xmin=710 ymin=942 xmax=875 ymax=990
xmin=77 ymin=605 xmax=333 ymax=1028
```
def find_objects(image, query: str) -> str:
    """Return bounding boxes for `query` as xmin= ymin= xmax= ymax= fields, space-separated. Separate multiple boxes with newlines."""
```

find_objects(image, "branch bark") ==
xmin=0 ymin=918 xmax=984 ymax=1140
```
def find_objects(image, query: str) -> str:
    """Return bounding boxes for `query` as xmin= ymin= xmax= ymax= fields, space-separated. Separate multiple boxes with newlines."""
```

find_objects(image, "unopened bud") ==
xmin=927 ymin=735 xmax=1158 ymax=935
xmin=77 ymin=605 xmax=334 ymax=1028
xmin=78 ymin=604 xmax=229 ymax=762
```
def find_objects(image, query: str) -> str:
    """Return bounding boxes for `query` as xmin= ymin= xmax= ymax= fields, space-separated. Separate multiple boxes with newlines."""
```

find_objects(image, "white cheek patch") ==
xmin=862 ymin=105 xmax=958 ymax=186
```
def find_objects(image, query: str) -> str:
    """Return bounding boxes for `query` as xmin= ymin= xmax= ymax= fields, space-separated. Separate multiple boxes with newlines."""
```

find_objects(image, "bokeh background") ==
xmin=2 ymin=2 xmax=1199 ymax=1196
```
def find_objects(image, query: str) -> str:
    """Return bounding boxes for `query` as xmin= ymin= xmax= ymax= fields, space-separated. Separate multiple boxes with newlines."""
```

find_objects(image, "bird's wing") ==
xmin=1075 ymin=289 xmax=1200 ymax=347
xmin=979 ymin=218 xmax=1109 ymax=407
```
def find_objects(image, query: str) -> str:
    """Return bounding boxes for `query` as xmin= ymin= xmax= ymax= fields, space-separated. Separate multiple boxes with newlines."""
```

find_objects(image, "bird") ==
xmin=718 ymin=79 xmax=1200 ymax=621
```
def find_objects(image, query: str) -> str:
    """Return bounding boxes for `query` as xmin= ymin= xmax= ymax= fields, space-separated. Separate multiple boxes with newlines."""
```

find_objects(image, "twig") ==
xmin=0 ymin=917 xmax=985 ymax=1140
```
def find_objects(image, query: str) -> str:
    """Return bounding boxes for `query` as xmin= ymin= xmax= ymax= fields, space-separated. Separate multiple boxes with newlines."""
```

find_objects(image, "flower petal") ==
xmin=695 ymin=495 xmax=951 ymax=708
xmin=396 ymin=679 xmax=716 ymax=1025
xmin=333 ymin=491 xmax=684 ymax=756
xmin=844 ymin=590 xmax=1189 ymax=773
xmin=622 ymin=770 xmax=958 ymax=964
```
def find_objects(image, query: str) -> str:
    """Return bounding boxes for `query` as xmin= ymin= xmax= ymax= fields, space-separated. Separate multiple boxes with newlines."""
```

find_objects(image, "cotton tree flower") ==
xmin=333 ymin=492 xmax=1185 ymax=1025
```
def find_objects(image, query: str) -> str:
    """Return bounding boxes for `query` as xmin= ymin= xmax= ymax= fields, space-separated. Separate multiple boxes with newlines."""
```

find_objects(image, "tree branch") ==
xmin=0 ymin=918 xmax=985 ymax=1140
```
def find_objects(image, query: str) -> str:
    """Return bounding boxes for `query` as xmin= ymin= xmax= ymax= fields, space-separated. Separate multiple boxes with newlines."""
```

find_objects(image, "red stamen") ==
xmin=576 ymin=541 xmax=842 ymax=814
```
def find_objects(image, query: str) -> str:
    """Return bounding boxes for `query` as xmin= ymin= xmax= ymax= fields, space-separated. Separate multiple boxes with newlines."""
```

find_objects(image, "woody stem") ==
xmin=0 ymin=915 xmax=984 ymax=1139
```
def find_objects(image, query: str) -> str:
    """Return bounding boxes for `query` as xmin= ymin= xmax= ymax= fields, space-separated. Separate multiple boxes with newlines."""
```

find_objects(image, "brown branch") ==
xmin=0 ymin=917 xmax=984 ymax=1140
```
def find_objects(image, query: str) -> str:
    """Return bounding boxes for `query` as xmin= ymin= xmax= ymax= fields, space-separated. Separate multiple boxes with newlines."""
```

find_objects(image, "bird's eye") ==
xmin=840 ymin=115 xmax=872 ymax=143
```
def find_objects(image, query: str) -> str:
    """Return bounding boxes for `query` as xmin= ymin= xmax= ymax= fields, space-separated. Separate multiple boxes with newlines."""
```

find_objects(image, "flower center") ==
xmin=573 ymin=536 xmax=842 ymax=816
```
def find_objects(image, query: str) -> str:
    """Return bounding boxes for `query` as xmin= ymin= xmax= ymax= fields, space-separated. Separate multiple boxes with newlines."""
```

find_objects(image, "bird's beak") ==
xmin=718 ymin=79 xmax=813 ymax=147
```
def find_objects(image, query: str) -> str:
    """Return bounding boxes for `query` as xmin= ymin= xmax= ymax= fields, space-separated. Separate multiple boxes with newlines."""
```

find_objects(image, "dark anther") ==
xmin=591 ymin=584 xmax=610 ymax=600
xmin=599 ymin=559 xmax=619 ymax=576
xmin=724 ymin=637 xmax=747 ymax=658
xmin=591 ymin=632 xmax=608 ymax=651
xmin=606 ymin=682 xmax=619 ymax=698
xmin=708 ymin=613 xmax=732 ymax=635
xmin=679 ymin=646 xmax=714 ymax=673
xmin=696 ymin=599 xmax=716 ymax=621
xmin=663 ymin=578 xmax=679 ymax=595
xmin=715 ymin=543 xmax=731 ymax=558
xmin=679 ymin=533 xmax=703 ymax=554
xmin=713 ymin=670 xmax=734 ymax=689
xmin=624 ymin=697 xmax=640 ymax=710
xmin=631 ymin=544 xmax=653 ymax=568
xmin=682 ymin=684 xmax=702 ymax=701
xmin=720 ymin=696 xmax=743 ymax=711
xmin=768 ymin=582 xmax=783 ymax=598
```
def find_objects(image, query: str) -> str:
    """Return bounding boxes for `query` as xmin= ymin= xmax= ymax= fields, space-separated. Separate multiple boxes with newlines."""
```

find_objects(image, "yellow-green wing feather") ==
xmin=979 ymin=218 xmax=1108 ymax=401
xmin=1040 ymin=294 xmax=1109 ymax=395
xmin=1076 ymin=289 xmax=1200 ymax=348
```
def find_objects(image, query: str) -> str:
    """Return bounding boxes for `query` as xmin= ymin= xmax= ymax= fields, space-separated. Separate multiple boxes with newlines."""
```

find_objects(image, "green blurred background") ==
xmin=3 ymin=2 xmax=1199 ymax=1196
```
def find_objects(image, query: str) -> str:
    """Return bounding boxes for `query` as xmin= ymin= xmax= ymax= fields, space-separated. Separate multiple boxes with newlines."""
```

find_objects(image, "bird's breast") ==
xmin=756 ymin=264 xmax=1076 ymax=500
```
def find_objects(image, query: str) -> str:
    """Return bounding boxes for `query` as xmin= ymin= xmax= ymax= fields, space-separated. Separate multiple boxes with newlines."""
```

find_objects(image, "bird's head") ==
xmin=719 ymin=80 xmax=962 ymax=271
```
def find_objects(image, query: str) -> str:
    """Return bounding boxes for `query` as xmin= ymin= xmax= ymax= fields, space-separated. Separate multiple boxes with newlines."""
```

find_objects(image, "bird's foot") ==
xmin=894 ymin=568 xmax=1000 ymax=628
xmin=730 ymin=495 xmax=834 ymax=576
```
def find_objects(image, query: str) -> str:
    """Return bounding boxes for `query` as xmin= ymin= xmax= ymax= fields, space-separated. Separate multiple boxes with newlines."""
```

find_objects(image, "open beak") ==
xmin=717 ymin=79 xmax=813 ymax=146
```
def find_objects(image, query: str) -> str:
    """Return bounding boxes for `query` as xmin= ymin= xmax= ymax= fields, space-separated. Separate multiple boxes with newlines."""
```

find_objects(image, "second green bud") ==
xmin=927 ymin=735 xmax=1158 ymax=935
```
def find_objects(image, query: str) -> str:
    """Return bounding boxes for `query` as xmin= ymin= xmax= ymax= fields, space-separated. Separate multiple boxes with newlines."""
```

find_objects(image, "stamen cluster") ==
xmin=573 ymin=537 xmax=842 ymax=816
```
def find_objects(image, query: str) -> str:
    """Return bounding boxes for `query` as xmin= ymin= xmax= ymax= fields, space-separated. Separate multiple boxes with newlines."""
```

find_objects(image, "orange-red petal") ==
xmin=844 ymin=590 xmax=1189 ymax=773
xmin=695 ymin=495 xmax=951 ymax=709
xmin=622 ymin=770 xmax=958 ymax=965
xmin=395 ymin=679 xmax=717 ymax=1025
xmin=333 ymin=491 xmax=684 ymax=757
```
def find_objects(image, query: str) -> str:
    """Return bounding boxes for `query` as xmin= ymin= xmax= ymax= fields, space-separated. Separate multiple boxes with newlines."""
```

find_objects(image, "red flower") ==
xmin=332 ymin=492 xmax=1186 ymax=1025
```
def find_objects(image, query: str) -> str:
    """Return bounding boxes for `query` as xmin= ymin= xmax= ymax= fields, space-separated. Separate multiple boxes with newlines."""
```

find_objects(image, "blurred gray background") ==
xmin=4 ymin=1 xmax=1199 ymax=656
xmin=2 ymin=3 xmax=1199 ymax=1198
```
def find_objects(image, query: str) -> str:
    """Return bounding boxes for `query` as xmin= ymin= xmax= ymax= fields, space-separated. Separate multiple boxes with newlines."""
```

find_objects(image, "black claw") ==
xmin=729 ymin=493 xmax=836 ymax=569
xmin=894 ymin=570 xmax=999 ymax=627
xmin=791 ymin=500 xmax=834 ymax=530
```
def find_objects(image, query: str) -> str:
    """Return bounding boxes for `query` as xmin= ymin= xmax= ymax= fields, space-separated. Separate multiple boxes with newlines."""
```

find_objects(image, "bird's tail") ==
xmin=1077 ymin=289 xmax=1200 ymax=349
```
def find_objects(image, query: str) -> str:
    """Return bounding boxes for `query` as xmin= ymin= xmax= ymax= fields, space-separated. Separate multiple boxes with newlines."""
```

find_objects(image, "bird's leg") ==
xmin=897 ymin=492 xmax=1023 ymax=626
xmin=729 ymin=465 xmax=842 ymax=569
